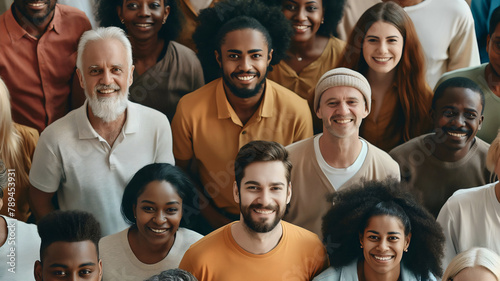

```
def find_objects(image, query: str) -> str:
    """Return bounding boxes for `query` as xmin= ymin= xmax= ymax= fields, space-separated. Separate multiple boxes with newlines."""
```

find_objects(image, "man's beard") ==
xmin=86 ymin=84 xmax=128 ymax=123
xmin=14 ymin=0 xmax=56 ymax=26
xmin=240 ymin=201 xmax=284 ymax=233
xmin=223 ymin=69 xmax=268 ymax=99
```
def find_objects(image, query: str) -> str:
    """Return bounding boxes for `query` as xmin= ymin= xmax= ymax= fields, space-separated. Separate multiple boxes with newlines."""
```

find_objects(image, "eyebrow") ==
xmin=367 ymin=230 xmax=402 ymax=235
xmin=441 ymin=105 xmax=479 ymax=113
xmin=140 ymin=200 xmax=181 ymax=205
xmin=365 ymin=35 xmax=400 ymax=39
xmin=49 ymin=262 xmax=97 ymax=268
xmin=244 ymin=180 xmax=285 ymax=186
xmin=227 ymin=49 xmax=264 ymax=54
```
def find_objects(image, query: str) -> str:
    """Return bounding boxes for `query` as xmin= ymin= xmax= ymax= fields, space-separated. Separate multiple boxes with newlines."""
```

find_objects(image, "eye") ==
xmin=166 ymin=208 xmax=179 ymax=214
xmin=271 ymin=186 xmax=284 ymax=191
xmin=89 ymin=69 xmax=101 ymax=75
xmin=80 ymin=268 xmax=93 ymax=276
xmin=366 ymin=38 xmax=378 ymax=43
xmin=52 ymin=270 xmax=66 ymax=276
xmin=142 ymin=206 xmax=154 ymax=212
xmin=367 ymin=235 xmax=379 ymax=241
xmin=442 ymin=109 xmax=456 ymax=117
xmin=388 ymin=236 xmax=400 ymax=241
xmin=252 ymin=54 xmax=263 ymax=59
xmin=347 ymin=100 xmax=358 ymax=105
xmin=246 ymin=185 xmax=259 ymax=191
xmin=126 ymin=2 xmax=139 ymax=10
xmin=228 ymin=54 xmax=239 ymax=59
xmin=327 ymin=101 xmax=338 ymax=107
xmin=150 ymin=2 xmax=161 ymax=9
xmin=464 ymin=112 xmax=478 ymax=119
xmin=283 ymin=4 xmax=296 ymax=11
xmin=306 ymin=5 xmax=318 ymax=12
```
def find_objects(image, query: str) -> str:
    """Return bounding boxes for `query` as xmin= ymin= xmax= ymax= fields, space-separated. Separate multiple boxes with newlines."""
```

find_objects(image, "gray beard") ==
xmin=87 ymin=93 xmax=128 ymax=123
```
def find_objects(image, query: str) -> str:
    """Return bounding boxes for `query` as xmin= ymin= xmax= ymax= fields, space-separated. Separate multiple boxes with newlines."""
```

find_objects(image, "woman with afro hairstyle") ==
xmin=338 ymin=2 xmax=433 ymax=152
xmin=96 ymin=0 xmax=204 ymax=122
xmin=314 ymin=178 xmax=444 ymax=281
xmin=266 ymin=0 xmax=346 ymax=132
xmin=193 ymin=0 xmax=294 ymax=83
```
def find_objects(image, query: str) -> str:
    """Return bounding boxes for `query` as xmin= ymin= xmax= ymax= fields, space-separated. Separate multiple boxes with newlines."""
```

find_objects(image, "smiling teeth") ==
xmin=99 ymin=89 xmax=115 ymax=94
xmin=374 ymin=57 xmax=391 ymax=62
xmin=294 ymin=25 xmax=308 ymax=30
xmin=237 ymin=76 xmax=255 ymax=81
xmin=150 ymin=228 xmax=166 ymax=233
xmin=335 ymin=119 xmax=351 ymax=124
xmin=136 ymin=24 xmax=152 ymax=27
xmin=374 ymin=256 xmax=392 ymax=261
xmin=28 ymin=2 xmax=45 ymax=7
xmin=255 ymin=209 xmax=273 ymax=214
xmin=448 ymin=132 xmax=466 ymax=137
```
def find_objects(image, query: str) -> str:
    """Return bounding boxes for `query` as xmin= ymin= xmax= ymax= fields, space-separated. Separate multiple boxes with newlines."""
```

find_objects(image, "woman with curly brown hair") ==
xmin=338 ymin=2 xmax=433 ymax=152
xmin=314 ymin=178 xmax=444 ymax=281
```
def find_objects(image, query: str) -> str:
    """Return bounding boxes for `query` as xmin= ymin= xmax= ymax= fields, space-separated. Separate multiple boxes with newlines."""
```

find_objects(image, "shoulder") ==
xmin=130 ymin=101 xmax=168 ymax=121
xmin=177 ymin=227 xmax=204 ymax=244
xmin=169 ymin=41 xmax=199 ymax=60
xmin=448 ymin=182 xmax=494 ymax=205
xmin=99 ymin=229 xmax=127 ymax=249
xmin=389 ymin=135 xmax=427 ymax=158
xmin=183 ymin=224 xmax=229 ymax=255
xmin=178 ymin=79 xmax=218 ymax=106
xmin=312 ymin=267 xmax=340 ymax=281
xmin=56 ymin=4 xmax=91 ymax=26
xmin=286 ymin=136 xmax=315 ymax=154
xmin=283 ymin=221 xmax=323 ymax=244
xmin=437 ymin=64 xmax=486 ymax=87
xmin=38 ymin=108 xmax=81 ymax=141
xmin=473 ymin=137 xmax=491 ymax=153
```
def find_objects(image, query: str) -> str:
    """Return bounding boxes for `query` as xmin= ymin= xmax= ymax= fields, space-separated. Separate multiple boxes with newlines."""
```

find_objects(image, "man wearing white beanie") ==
xmin=284 ymin=68 xmax=400 ymax=238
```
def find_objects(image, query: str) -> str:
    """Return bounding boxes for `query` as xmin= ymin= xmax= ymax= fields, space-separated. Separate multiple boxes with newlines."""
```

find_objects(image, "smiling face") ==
xmin=360 ymin=215 xmax=410 ymax=279
xmin=234 ymin=161 xmax=291 ymax=233
xmin=487 ymin=23 xmax=500 ymax=79
xmin=34 ymin=241 xmax=102 ymax=281
xmin=453 ymin=266 xmax=498 ymax=281
xmin=316 ymin=86 xmax=368 ymax=140
xmin=216 ymin=28 xmax=273 ymax=99
xmin=363 ymin=21 xmax=404 ymax=76
xmin=77 ymin=38 xmax=134 ymax=122
xmin=432 ymin=87 xmax=483 ymax=158
xmin=282 ymin=0 xmax=324 ymax=43
xmin=13 ymin=0 xmax=56 ymax=26
xmin=118 ymin=0 xmax=169 ymax=42
xmin=133 ymin=180 xmax=182 ymax=247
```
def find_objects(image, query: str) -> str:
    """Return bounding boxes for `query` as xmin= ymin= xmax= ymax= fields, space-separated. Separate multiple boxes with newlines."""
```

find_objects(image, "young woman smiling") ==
xmin=267 ymin=0 xmax=346 ymax=132
xmin=338 ymin=2 xmax=433 ymax=152
xmin=98 ymin=163 xmax=202 ymax=281
xmin=313 ymin=179 xmax=444 ymax=281
xmin=96 ymin=0 xmax=204 ymax=122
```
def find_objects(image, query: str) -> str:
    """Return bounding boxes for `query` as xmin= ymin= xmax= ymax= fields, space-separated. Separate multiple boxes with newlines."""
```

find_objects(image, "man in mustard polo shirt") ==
xmin=172 ymin=0 xmax=313 ymax=233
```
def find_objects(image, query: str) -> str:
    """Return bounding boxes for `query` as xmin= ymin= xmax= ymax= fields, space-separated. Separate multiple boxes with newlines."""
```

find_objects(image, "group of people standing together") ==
xmin=1 ymin=0 xmax=500 ymax=280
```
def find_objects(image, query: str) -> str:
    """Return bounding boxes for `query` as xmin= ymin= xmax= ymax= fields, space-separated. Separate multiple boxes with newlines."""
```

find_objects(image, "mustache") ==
xmin=249 ymin=203 xmax=278 ymax=212
xmin=95 ymin=84 xmax=120 ymax=91
xmin=231 ymin=71 xmax=259 ymax=77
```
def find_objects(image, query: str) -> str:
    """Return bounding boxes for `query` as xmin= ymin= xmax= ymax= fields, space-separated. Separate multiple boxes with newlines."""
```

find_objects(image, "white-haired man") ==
xmin=29 ymin=27 xmax=175 ymax=236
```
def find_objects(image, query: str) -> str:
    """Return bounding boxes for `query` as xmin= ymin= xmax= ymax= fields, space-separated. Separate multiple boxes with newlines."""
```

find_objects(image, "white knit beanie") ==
xmin=314 ymin=67 xmax=371 ymax=113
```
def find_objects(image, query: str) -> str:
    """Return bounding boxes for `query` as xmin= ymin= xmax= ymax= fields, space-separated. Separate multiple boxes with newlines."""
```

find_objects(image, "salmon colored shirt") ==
xmin=0 ymin=4 xmax=91 ymax=132
xmin=172 ymin=78 xmax=313 ymax=214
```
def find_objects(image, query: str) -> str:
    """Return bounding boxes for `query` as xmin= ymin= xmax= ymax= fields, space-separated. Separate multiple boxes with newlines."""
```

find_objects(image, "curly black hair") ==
xmin=95 ymin=0 xmax=183 ymax=43
xmin=193 ymin=0 xmax=293 ymax=82
xmin=322 ymin=178 xmax=444 ymax=278
xmin=267 ymin=0 xmax=346 ymax=38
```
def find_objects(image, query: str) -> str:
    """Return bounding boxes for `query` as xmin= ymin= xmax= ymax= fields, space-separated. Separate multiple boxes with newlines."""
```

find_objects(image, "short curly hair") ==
xmin=322 ymin=178 xmax=444 ymax=278
xmin=267 ymin=0 xmax=346 ymax=38
xmin=193 ymin=0 xmax=293 ymax=82
xmin=95 ymin=0 xmax=183 ymax=43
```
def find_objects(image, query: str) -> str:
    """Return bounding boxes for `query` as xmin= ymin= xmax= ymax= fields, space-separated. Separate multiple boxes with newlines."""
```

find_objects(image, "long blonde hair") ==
xmin=0 ymin=77 xmax=28 ymax=188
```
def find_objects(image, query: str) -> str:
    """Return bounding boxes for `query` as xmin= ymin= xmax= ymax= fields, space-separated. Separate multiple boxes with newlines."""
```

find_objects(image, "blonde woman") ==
xmin=0 ymin=77 xmax=38 ymax=221
xmin=442 ymin=247 xmax=500 ymax=281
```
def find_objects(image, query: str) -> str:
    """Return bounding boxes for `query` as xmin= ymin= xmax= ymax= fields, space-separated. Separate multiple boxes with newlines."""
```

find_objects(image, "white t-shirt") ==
xmin=314 ymin=134 xmax=368 ymax=189
xmin=99 ymin=227 xmax=203 ymax=281
xmin=29 ymin=101 xmax=175 ymax=236
xmin=0 ymin=215 xmax=40 ymax=281
xmin=437 ymin=182 xmax=500 ymax=268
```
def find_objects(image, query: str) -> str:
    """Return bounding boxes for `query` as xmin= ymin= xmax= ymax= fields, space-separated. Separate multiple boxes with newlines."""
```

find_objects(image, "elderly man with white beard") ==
xmin=28 ymin=27 xmax=175 ymax=236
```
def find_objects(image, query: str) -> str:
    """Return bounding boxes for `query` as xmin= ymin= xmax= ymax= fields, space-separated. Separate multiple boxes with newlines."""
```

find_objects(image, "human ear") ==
xmin=233 ymin=181 xmax=240 ymax=204
xmin=34 ymin=260 xmax=43 ymax=281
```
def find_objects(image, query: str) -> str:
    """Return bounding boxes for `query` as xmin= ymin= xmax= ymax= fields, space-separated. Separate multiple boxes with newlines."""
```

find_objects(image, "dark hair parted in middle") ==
xmin=194 ymin=0 xmax=293 ymax=82
xmin=121 ymin=163 xmax=196 ymax=226
xmin=96 ymin=0 xmax=183 ymax=43
xmin=322 ymin=178 xmax=444 ymax=278
xmin=234 ymin=140 xmax=292 ymax=190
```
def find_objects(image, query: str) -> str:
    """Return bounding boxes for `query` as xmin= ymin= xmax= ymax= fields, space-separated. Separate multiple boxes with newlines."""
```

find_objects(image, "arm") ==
xmin=28 ymin=186 xmax=55 ymax=221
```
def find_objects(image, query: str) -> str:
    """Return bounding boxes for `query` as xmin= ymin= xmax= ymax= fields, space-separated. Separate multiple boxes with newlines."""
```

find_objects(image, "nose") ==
xmin=100 ymin=69 xmax=113 ymax=85
xmin=451 ymin=114 xmax=466 ymax=127
xmin=154 ymin=211 xmax=167 ymax=224
xmin=296 ymin=7 xmax=307 ymax=21
xmin=239 ymin=56 xmax=252 ymax=72
xmin=138 ymin=3 xmax=151 ymax=17
xmin=377 ymin=239 xmax=389 ymax=251
xmin=337 ymin=101 xmax=349 ymax=115
xmin=378 ymin=41 xmax=388 ymax=54
xmin=257 ymin=189 xmax=272 ymax=206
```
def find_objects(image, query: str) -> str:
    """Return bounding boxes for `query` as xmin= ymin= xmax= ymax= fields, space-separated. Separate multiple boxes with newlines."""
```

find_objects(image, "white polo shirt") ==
xmin=30 ymin=101 xmax=175 ymax=236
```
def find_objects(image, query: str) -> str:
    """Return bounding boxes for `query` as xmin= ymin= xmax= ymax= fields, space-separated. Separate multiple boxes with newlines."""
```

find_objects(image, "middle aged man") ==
xmin=390 ymin=77 xmax=493 ymax=217
xmin=0 ymin=0 xmax=91 ymax=132
xmin=34 ymin=210 xmax=102 ymax=281
xmin=436 ymin=6 xmax=500 ymax=144
xmin=172 ymin=1 xmax=313 ymax=233
xmin=285 ymin=68 xmax=400 ymax=237
xmin=179 ymin=141 xmax=328 ymax=281
xmin=28 ymin=27 xmax=175 ymax=236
